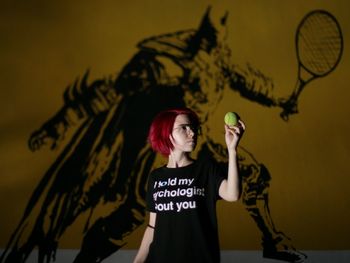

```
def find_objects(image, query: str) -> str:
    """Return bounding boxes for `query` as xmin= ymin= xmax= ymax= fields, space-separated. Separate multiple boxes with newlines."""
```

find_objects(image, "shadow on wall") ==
xmin=0 ymin=7 xmax=343 ymax=263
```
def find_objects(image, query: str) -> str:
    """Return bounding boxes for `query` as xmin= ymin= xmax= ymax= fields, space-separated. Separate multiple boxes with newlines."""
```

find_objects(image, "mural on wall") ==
xmin=0 ymin=7 xmax=343 ymax=263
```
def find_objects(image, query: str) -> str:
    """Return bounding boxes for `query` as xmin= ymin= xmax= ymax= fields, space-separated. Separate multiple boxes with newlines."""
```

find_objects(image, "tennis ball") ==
xmin=224 ymin=112 xmax=239 ymax=127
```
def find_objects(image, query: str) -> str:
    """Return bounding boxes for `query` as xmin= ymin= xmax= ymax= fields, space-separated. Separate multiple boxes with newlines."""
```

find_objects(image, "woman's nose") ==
xmin=187 ymin=127 xmax=195 ymax=137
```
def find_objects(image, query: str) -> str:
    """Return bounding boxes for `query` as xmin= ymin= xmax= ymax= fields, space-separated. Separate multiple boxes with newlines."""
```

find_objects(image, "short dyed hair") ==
xmin=148 ymin=108 xmax=200 ymax=156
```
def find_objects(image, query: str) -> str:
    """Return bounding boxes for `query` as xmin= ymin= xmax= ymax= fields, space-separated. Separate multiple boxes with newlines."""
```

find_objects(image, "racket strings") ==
xmin=297 ymin=12 xmax=342 ymax=76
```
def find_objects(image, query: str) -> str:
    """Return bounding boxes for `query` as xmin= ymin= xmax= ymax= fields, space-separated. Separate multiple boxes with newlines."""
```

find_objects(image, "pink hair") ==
xmin=148 ymin=108 xmax=200 ymax=156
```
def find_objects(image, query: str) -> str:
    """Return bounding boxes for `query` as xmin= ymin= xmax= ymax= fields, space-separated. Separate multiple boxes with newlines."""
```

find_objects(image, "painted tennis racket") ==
xmin=280 ymin=10 xmax=343 ymax=120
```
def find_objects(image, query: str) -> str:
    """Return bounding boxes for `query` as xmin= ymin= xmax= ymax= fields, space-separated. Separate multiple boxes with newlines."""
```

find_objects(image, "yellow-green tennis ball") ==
xmin=224 ymin=112 xmax=239 ymax=127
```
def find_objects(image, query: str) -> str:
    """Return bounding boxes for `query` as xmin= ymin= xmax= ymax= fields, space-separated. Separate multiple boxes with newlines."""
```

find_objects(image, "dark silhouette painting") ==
xmin=0 ymin=7 xmax=343 ymax=263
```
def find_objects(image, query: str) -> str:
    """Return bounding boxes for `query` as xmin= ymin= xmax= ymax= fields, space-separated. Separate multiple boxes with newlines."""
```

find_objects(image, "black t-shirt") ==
xmin=145 ymin=158 xmax=226 ymax=263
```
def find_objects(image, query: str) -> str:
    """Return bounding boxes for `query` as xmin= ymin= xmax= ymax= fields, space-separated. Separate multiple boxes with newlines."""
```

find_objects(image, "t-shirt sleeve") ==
xmin=146 ymin=171 xmax=156 ymax=212
xmin=207 ymin=159 xmax=227 ymax=200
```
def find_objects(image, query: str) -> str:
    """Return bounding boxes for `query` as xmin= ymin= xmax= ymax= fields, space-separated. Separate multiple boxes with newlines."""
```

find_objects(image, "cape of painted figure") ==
xmin=224 ymin=112 xmax=239 ymax=127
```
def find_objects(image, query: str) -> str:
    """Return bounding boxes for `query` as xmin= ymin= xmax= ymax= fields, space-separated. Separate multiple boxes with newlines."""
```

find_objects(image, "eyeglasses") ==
xmin=173 ymin=124 xmax=201 ymax=135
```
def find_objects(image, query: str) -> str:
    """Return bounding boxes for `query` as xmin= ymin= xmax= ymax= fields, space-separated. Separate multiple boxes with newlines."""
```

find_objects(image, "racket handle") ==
xmin=279 ymin=78 xmax=306 ymax=121
xmin=279 ymin=97 xmax=299 ymax=121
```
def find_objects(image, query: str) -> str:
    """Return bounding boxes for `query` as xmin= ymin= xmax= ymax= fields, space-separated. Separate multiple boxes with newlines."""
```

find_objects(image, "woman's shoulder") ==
xmin=196 ymin=154 xmax=219 ymax=166
xmin=196 ymin=155 xmax=227 ymax=173
xmin=150 ymin=166 xmax=164 ymax=175
xmin=148 ymin=165 xmax=168 ymax=179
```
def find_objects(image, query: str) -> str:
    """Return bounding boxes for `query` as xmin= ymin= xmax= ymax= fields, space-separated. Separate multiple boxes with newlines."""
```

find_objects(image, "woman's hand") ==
xmin=224 ymin=120 xmax=246 ymax=152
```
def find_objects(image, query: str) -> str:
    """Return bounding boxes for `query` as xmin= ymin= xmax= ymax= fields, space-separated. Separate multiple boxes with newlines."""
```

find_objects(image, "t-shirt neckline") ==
xmin=162 ymin=161 xmax=197 ymax=170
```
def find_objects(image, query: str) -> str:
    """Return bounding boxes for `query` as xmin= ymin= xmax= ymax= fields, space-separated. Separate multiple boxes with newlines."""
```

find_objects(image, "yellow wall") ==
xmin=1 ymin=0 xmax=350 ymax=250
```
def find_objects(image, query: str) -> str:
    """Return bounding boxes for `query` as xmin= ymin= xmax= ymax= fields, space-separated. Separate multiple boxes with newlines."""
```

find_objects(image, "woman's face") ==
xmin=170 ymin=114 xmax=198 ymax=153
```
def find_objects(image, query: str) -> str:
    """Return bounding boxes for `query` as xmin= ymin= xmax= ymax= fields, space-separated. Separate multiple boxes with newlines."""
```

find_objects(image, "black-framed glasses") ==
xmin=173 ymin=124 xmax=201 ymax=135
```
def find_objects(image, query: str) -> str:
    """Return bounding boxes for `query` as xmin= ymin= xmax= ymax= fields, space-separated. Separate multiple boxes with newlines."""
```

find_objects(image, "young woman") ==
xmin=133 ymin=107 xmax=245 ymax=263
